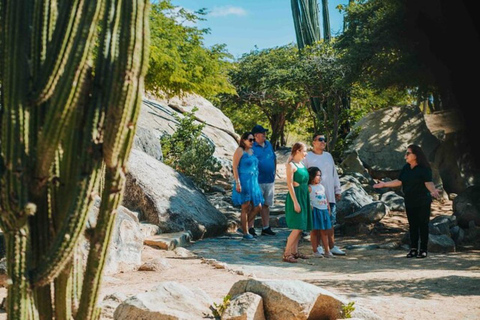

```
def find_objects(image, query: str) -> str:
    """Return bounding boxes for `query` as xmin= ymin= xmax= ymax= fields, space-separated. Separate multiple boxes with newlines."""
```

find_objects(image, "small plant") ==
xmin=342 ymin=301 xmax=356 ymax=318
xmin=210 ymin=294 xmax=232 ymax=319
xmin=161 ymin=107 xmax=221 ymax=191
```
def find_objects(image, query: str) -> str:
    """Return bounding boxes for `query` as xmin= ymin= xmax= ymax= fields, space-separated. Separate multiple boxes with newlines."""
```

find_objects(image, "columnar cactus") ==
xmin=0 ymin=0 xmax=150 ymax=319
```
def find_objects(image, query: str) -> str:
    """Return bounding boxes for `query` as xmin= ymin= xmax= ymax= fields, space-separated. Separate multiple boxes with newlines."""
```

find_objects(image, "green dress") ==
xmin=285 ymin=161 xmax=312 ymax=231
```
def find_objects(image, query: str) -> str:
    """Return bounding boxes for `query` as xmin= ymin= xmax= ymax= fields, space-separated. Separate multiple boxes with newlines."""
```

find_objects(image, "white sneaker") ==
xmin=324 ymin=252 xmax=335 ymax=258
xmin=313 ymin=251 xmax=324 ymax=258
xmin=331 ymin=246 xmax=346 ymax=255
xmin=316 ymin=246 xmax=325 ymax=255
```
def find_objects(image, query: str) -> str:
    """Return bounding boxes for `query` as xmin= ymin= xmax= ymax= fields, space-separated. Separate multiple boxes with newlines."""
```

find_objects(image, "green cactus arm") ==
xmin=76 ymin=1 xmax=149 ymax=318
xmin=33 ymin=0 xmax=98 ymax=104
xmin=33 ymin=0 xmax=104 ymax=189
xmin=54 ymin=259 xmax=73 ymax=320
xmin=4 ymin=227 xmax=37 ymax=320
xmin=29 ymin=163 xmax=102 ymax=287
xmin=0 ymin=0 xmax=30 ymax=219
xmin=102 ymin=0 xmax=150 ymax=168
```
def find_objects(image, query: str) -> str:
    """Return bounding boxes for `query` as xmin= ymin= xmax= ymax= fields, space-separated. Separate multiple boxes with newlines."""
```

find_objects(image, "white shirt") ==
xmin=303 ymin=151 xmax=341 ymax=203
xmin=309 ymin=183 xmax=329 ymax=210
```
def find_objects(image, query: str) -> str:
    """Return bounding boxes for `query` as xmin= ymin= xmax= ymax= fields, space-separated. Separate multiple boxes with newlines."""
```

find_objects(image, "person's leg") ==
xmin=310 ymin=230 xmax=319 ymax=253
xmin=284 ymin=230 xmax=302 ymax=262
xmin=320 ymin=230 xmax=332 ymax=257
xmin=418 ymin=204 xmax=431 ymax=252
xmin=249 ymin=204 xmax=262 ymax=226
xmin=406 ymin=206 xmax=420 ymax=250
xmin=328 ymin=203 xmax=345 ymax=255
xmin=240 ymin=202 xmax=250 ymax=235
xmin=260 ymin=183 xmax=276 ymax=235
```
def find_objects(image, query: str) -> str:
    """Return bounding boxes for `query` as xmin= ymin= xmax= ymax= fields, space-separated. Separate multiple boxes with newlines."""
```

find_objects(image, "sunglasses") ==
xmin=247 ymin=138 xmax=255 ymax=142
xmin=315 ymin=137 xmax=326 ymax=142
xmin=405 ymin=151 xmax=412 ymax=156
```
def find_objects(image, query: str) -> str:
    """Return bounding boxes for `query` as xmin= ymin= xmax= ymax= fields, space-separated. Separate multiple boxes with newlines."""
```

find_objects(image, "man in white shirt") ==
xmin=303 ymin=133 xmax=346 ymax=256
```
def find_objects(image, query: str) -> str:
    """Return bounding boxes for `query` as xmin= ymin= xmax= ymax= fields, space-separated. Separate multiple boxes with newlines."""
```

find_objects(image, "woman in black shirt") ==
xmin=373 ymin=145 xmax=440 ymax=258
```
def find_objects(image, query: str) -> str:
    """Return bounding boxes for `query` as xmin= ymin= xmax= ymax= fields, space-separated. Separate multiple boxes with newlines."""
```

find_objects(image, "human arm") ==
xmin=286 ymin=162 xmax=301 ymax=213
xmin=373 ymin=179 xmax=402 ymax=189
xmin=232 ymin=147 xmax=243 ymax=193
xmin=425 ymin=181 xmax=441 ymax=199
xmin=331 ymin=155 xmax=342 ymax=201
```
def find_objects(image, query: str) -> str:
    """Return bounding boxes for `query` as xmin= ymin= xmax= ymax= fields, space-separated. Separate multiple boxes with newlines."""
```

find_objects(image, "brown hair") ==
xmin=239 ymin=132 xmax=253 ymax=150
xmin=407 ymin=144 xmax=430 ymax=168
xmin=291 ymin=142 xmax=306 ymax=156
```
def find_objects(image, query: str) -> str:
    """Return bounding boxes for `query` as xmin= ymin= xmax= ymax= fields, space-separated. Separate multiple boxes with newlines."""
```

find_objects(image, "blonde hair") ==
xmin=291 ymin=142 xmax=306 ymax=156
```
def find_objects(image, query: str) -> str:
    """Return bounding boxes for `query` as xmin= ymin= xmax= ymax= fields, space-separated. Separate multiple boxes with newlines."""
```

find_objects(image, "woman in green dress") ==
xmin=283 ymin=142 xmax=312 ymax=263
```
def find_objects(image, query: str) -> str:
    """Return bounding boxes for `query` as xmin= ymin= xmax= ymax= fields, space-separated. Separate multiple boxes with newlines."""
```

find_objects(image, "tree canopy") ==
xmin=145 ymin=1 xmax=235 ymax=101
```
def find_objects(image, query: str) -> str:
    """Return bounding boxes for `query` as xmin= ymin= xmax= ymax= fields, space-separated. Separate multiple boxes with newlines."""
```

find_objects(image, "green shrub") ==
xmin=161 ymin=107 xmax=221 ymax=191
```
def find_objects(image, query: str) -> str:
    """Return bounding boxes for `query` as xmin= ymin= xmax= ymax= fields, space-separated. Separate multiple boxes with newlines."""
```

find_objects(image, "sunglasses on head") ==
xmin=316 ymin=137 xmax=326 ymax=142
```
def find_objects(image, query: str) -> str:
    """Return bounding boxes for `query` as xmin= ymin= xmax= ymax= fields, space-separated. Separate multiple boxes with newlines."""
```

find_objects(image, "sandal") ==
xmin=282 ymin=254 xmax=298 ymax=263
xmin=293 ymin=252 xmax=309 ymax=259
xmin=406 ymin=249 xmax=418 ymax=258
xmin=416 ymin=250 xmax=428 ymax=258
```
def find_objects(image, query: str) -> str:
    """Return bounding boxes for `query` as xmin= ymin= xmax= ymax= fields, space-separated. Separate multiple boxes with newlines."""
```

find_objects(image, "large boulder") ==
xmin=343 ymin=201 xmax=389 ymax=225
xmin=87 ymin=198 xmax=144 ymax=275
xmin=227 ymin=279 xmax=380 ymax=320
xmin=425 ymin=110 xmax=480 ymax=194
xmin=136 ymin=95 xmax=238 ymax=184
xmin=113 ymin=281 xmax=213 ymax=320
xmin=336 ymin=178 xmax=373 ymax=224
xmin=453 ymin=186 xmax=480 ymax=229
xmin=122 ymin=149 xmax=228 ymax=240
xmin=344 ymin=105 xmax=440 ymax=179
xmin=221 ymin=292 xmax=265 ymax=320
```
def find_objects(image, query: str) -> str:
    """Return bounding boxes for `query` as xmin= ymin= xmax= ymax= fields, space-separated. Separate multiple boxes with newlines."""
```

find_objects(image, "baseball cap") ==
xmin=252 ymin=124 xmax=268 ymax=134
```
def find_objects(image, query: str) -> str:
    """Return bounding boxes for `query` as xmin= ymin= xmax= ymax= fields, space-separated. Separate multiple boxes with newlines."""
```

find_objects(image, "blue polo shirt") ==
xmin=252 ymin=141 xmax=276 ymax=183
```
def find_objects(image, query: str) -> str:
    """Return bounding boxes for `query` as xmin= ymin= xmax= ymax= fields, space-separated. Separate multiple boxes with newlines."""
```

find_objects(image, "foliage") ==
xmin=220 ymin=44 xmax=308 ymax=148
xmin=161 ymin=107 xmax=221 ymax=191
xmin=342 ymin=301 xmax=356 ymax=318
xmin=0 ymin=0 xmax=149 ymax=318
xmin=336 ymin=0 xmax=443 ymax=110
xmin=210 ymin=294 xmax=231 ymax=319
xmin=146 ymin=1 xmax=235 ymax=102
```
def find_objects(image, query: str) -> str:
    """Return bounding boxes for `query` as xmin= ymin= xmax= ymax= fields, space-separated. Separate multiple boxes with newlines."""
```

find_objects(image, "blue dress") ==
xmin=232 ymin=151 xmax=264 ymax=206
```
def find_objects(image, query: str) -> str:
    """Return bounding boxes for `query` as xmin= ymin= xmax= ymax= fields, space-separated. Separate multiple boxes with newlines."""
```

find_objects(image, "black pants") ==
xmin=406 ymin=204 xmax=431 ymax=251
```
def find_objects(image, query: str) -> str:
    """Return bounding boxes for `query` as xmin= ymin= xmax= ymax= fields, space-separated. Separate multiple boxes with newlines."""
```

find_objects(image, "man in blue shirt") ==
xmin=249 ymin=124 xmax=277 ymax=236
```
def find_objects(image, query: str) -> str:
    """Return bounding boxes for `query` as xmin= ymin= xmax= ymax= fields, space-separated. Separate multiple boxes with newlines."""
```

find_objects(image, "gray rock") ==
xmin=123 ymin=149 xmax=228 ymax=240
xmin=336 ymin=183 xmax=373 ymax=224
xmin=344 ymin=105 xmax=440 ymax=179
xmin=221 ymin=292 xmax=265 ymax=320
xmin=0 ymin=258 xmax=6 ymax=288
xmin=133 ymin=126 xmax=163 ymax=162
xmin=453 ymin=186 xmax=480 ymax=229
xmin=228 ymin=279 xmax=349 ymax=320
xmin=428 ymin=234 xmax=456 ymax=253
xmin=113 ymin=281 xmax=213 ymax=320
xmin=340 ymin=151 xmax=370 ymax=177
xmin=429 ymin=215 xmax=457 ymax=237
xmin=88 ymin=200 xmax=144 ymax=275
xmin=450 ymin=226 xmax=465 ymax=245
xmin=380 ymin=191 xmax=405 ymax=211
xmin=344 ymin=202 xmax=389 ymax=225
xmin=139 ymin=95 xmax=239 ymax=184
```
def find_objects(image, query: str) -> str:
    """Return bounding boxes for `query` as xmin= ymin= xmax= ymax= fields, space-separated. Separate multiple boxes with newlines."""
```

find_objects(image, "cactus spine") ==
xmin=0 ymin=0 xmax=150 ymax=319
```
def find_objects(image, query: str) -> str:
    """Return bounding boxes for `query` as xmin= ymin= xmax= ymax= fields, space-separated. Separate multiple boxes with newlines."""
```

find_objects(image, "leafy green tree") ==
xmin=336 ymin=0 xmax=446 ymax=111
xmin=222 ymin=45 xmax=308 ymax=148
xmin=161 ymin=108 xmax=221 ymax=191
xmin=146 ymin=1 xmax=235 ymax=102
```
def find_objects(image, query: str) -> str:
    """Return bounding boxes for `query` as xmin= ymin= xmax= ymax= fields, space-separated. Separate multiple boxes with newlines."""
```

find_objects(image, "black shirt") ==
xmin=398 ymin=164 xmax=433 ymax=208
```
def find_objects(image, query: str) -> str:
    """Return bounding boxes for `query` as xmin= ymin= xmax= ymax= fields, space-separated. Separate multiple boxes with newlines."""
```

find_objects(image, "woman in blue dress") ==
xmin=232 ymin=132 xmax=264 ymax=240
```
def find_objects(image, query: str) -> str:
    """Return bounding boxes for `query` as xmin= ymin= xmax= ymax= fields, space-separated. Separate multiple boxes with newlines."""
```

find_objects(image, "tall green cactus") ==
xmin=0 ymin=0 xmax=150 ymax=319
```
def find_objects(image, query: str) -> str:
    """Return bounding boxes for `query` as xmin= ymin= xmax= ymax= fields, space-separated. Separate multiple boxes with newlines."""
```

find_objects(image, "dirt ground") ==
xmin=91 ymin=199 xmax=480 ymax=320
